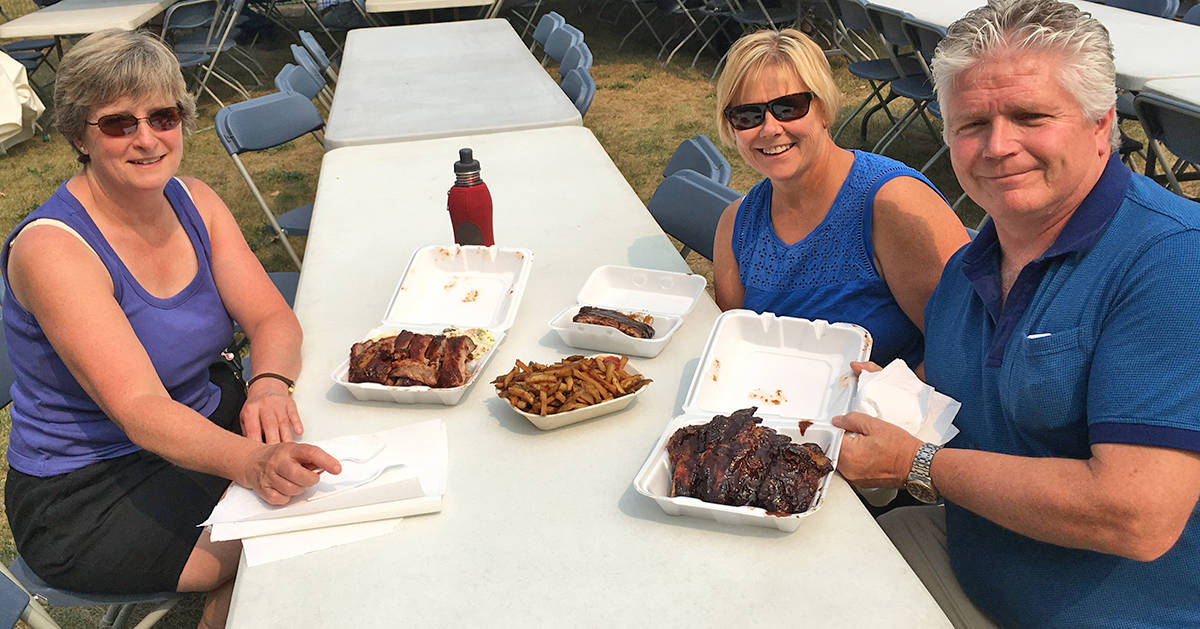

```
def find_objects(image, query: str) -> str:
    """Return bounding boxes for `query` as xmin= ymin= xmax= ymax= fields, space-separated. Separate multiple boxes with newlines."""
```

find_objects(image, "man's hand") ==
xmin=833 ymin=412 xmax=923 ymax=488
xmin=242 ymin=443 xmax=342 ymax=505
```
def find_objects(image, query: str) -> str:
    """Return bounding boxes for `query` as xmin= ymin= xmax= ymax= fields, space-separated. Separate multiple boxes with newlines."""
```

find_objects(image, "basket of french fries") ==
xmin=492 ymin=354 xmax=652 ymax=430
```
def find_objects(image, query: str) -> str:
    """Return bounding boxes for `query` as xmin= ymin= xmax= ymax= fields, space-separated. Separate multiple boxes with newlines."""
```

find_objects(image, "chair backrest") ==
xmin=899 ymin=17 xmax=945 ymax=78
xmin=532 ymin=11 xmax=565 ymax=46
xmin=544 ymin=23 xmax=583 ymax=63
xmin=833 ymin=0 xmax=871 ymax=31
xmin=663 ymin=134 xmax=732 ymax=186
xmin=559 ymin=41 xmax=593 ymax=76
xmin=1134 ymin=93 xmax=1200 ymax=165
xmin=298 ymin=30 xmax=331 ymax=71
xmin=1183 ymin=4 xmax=1200 ymax=24
xmin=291 ymin=44 xmax=324 ymax=84
xmin=161 ymin=0 xmax=218 ymax=39
xmin=560 ymin=68 xmax=595 ymax=116
xmin=863 ymin=3 xmax=908 ymax=48
xmin=275 ymin=63 xmax=323 ymax=99
xmin=1106 ymin=0 xmax=1178 ymax=17
xmin=214 ymin=91 xmax=325 ymax=155
xmin=647 ymin=170 xmax=741 ymax=261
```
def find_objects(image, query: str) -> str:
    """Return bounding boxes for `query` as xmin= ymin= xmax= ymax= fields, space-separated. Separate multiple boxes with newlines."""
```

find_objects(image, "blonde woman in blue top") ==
xmin=712 ymin=29 xmax=969 ymax=367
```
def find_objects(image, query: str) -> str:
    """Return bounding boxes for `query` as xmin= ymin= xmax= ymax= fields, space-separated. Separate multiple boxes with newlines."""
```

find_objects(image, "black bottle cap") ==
xmin=454 ymin=148 xmax=480 ymax=174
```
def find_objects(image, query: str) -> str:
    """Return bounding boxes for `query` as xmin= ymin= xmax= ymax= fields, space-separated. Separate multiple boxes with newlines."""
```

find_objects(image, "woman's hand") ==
xmin=243 ymin=442 xmax=342 ymax=505
xmin=832 ymin=412 xmax=922 ymax=488
xmin=241 ymin=379 xmax=303 ymax=444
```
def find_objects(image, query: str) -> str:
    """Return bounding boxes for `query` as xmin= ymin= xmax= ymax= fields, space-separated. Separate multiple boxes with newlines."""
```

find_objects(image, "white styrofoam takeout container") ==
xmin=332 ymin=245 xmax=533 ymax=405
xmin=633 ymin=309 xmax=872 ymax=532
xmin=508 ymin=356 xmax=649 ymax=431
xmin=548 ymin=265 xmax=707 ymax=358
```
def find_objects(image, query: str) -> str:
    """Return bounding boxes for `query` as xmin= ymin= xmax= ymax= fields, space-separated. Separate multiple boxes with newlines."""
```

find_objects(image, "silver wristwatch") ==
xmin=905 ymin=442 xmax=942 ymax=503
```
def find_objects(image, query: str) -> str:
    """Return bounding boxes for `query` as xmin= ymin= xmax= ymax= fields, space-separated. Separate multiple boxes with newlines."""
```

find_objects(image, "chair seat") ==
xmin=0 ymin=38 xmax=54 ymax=53
xmin=277 ymin=203 xmax=312 ymax=236
xmin=730 ymin=5 xmax=795 ymax=26
xmin=174 ymin=52 xmax=211 ymax=68
xmin=889 ymin=75 xmax=934 ymax=101
xmin=174 ymin=28 xmax=240 ymax=54
xmin=8 ymin=557 xmax=181 ymax=608
xmin=927 ymin=99 xmax=941 ymax=119
xmin=847 ymin=55 xmax=921 ymax=82
xmin=268 ymin=271 xmax=300 ymax=307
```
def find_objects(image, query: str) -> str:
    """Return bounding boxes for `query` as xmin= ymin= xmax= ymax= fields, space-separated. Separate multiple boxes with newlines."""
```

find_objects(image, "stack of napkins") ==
xmin=849 ymin=360 xmax=960 ymax=506
xmin=200 ymin=419 xmax=447 ymax=566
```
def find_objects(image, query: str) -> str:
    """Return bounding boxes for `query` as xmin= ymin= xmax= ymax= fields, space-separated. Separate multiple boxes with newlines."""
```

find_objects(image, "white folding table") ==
xmin=364 ymin=0 xmax=493 ymax=13
xmin=224 ymin=125 xmax=951 ymax=628
xmin=867 ymin=0 xmax=1200 ymax=91
xmin=323 ymin=19 xmax=581 ymax=149
xmin=1141 ymin=77 xmax=1200 ymax=107
xmin=0 ymin=0 xmax=173 ymax=39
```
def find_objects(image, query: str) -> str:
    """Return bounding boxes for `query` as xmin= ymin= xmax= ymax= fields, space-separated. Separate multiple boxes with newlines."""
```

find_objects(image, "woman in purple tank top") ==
xmin=1 ymin=30 xmax=340 ymax=626
xmin=710 ymin=29 xmax=969 ymax=368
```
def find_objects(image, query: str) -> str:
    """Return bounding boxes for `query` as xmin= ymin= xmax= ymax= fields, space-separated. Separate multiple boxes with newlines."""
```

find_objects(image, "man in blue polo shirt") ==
xmin=832 ymin=0 xmax=1200 ymax=627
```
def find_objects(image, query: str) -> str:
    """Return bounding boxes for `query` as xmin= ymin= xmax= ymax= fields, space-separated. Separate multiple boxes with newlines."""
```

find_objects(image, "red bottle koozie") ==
xmin=447 ymin=179 xmax=494 ymax=246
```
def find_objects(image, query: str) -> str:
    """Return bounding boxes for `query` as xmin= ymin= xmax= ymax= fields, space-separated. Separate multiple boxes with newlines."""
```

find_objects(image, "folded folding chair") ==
xmin=559 ymin=41 xmax=593 ymax=77
xmin=215 ymin=91 xmax=326 ymax=269
xmin=560 ymin=68 xmax=596 ymax=116
xmin=647 ymin=169 xmax=741 ymax=261
xmin=663 ymin=134 xmax=732 ymax=186
xmin=543 ymin=22 xmax=583 ymax=65
xmin=299 ymin=29 xmax=338 ymax=80
xmin=2 ymin=557 xmax=181 ymax=629
xmin=1133 ymin=92 xmax=1200 ymax=199
xmin=529 ymin=10 xmax=565 ymax=53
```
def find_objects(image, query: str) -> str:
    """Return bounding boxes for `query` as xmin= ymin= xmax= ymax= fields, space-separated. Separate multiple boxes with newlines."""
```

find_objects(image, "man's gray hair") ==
xmin=931 ymin=0 xmax=1118 ymax=148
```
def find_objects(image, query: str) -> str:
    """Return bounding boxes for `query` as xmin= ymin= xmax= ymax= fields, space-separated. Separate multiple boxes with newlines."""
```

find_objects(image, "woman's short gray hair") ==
xmin=931 ymin=0 xmax=1118 ymax=148
xmin=52 ymin=28 xmax=197 ymax=163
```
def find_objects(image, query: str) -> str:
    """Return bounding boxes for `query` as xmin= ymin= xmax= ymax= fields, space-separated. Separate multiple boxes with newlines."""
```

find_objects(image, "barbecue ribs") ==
xmin=665 ymin=407 xmax=833 ymax=514
xmin=349 ymin=331 xmax=477 ymax=388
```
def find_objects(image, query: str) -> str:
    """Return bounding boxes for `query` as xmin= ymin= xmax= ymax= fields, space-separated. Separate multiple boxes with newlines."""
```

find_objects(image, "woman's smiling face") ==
xmin=731 ymin=64 xmax=831 ymax=183
xmin=77 ymin=93 xmax=183 ymax=195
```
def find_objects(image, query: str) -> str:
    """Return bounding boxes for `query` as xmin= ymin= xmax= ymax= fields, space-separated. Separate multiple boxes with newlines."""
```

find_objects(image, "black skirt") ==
xmin=5 ymin=362 xmax=246 ymax=594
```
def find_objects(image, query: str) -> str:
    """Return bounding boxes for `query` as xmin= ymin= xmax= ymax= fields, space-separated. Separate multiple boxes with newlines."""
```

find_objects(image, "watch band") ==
xmin=911 ymin=442 xmax=940 ymax=480
xmin=246 ymin=372 xmax=295 ymax=395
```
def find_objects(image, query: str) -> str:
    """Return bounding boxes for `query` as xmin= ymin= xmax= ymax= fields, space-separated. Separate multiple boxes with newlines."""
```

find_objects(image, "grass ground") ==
xmin=0 ymin=1 xmax=1193 ymax=626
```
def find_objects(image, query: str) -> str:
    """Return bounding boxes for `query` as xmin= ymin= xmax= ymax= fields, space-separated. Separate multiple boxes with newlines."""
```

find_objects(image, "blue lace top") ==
xmin=731 ymin=150 xmax=942 ymax=366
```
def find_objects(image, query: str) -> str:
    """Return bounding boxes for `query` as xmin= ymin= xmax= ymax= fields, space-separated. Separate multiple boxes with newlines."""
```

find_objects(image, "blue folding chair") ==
xmin=1133 ymin=92 xmax=1200 ymax=199
xmin=1184 ymin=4 xmax=1200 ymax=23
xmin=1106 ymin=0 xmax=1178 ymax=17
xmin=215 ymin=91 xmax=325 ymax=269
xmin=3 ymin=557 xmax=181 ymax=629
xmin=647 ymin=169 xmax=741 ymax=261
xmin=299 ymin=30 xmax=338 ymax=81
xmin=543 ymin=23 xmax=583 ymax=65
xmin=560 ymin=68 xmax=596 ymax=116
xmin=530 ymin=11 xmax=565 ymax=53
xmin=663 ymin=134 xmax=732 ymax=186
xmin=830 ymin=0 xmax=920 ymax=143
xmin=559 ymin=41 xmax=593 ymax=77
xmin=865 ymin=7 xmax=941 ymax=157
xmin=274 ymin=63 xmax=323 ymax=102
xmin=291 ymin=44 xmax=333 ymax=109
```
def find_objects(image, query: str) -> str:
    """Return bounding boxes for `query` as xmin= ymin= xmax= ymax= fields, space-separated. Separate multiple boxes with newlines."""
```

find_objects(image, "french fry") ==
xmin=492 ymin=354 xmax=652 ymax=415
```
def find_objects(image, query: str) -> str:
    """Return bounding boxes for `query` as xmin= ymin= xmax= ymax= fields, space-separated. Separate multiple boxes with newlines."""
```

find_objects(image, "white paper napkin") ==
xmin=850 ymin=359 xmax=961 ymax=507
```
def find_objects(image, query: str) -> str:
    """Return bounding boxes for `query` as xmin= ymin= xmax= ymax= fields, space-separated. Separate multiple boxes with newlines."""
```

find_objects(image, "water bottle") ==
xmin=446 ymin=148 xmax=494 ymax=246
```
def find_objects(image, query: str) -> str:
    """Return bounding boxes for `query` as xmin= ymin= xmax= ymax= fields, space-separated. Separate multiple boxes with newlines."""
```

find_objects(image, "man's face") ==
xmin=942 ymin=50 xmax=1113 ymax=227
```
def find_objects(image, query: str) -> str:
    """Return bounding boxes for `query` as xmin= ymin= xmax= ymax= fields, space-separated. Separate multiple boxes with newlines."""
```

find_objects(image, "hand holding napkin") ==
xmin=849 ymin=359 xmax=961 ymax=506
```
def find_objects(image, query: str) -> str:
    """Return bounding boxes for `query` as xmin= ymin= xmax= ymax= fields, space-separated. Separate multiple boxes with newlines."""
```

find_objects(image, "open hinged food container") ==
xmin=331 ymin=245 xmax=533 ymax=405
xmin=633 ymin=310 xmax=872 ymax=532
xmin=548 ymin=265 xmax=706 ymax=358
xmin=507 ymin=355 xmax=650 ymax=431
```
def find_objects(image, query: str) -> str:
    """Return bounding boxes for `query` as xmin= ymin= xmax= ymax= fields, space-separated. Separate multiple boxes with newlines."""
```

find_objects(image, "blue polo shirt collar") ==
xmin=961 ymin=152 xmax=1131 ymax=366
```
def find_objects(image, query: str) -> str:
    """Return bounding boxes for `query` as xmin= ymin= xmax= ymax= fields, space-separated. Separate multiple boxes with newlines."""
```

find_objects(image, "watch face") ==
xmin=905 ymin=478 xmax=938 ymax=504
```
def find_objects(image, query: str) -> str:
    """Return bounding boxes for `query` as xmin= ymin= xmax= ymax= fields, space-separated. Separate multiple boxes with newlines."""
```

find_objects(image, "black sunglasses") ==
xmin=723 ymin=92 xmax=814 ymax=131
xmin=87 ymin=107 xmax=182 ymax=137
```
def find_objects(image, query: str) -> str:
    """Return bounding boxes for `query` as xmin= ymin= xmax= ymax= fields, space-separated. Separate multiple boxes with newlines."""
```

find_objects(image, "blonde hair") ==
xmin=53 ymin=28 xmax=197 ymax=162
xmin=714 ymin=28 xmax=842 ymax=146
